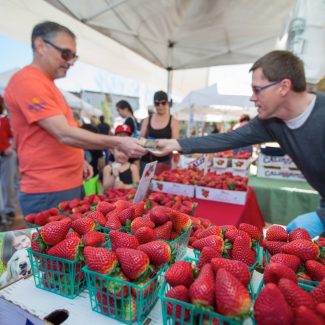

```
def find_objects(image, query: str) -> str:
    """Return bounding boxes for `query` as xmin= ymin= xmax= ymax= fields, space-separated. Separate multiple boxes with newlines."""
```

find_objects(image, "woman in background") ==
xmin=116 ymin=100 xmax=140 ymax=137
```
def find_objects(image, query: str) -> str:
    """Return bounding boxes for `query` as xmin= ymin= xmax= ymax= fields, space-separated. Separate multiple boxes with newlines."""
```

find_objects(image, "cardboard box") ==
xmin=151 ymin=180 xmax=195 ymax=197
xmin=195 ymin=186 xmax=247 ymax=205
xmin=232 ymin=158 xmax=250 ymax=170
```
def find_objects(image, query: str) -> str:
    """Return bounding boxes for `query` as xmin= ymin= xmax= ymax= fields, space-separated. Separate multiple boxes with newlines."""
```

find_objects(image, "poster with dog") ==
xmin=0 ymin=229 xmax=36 ymax=289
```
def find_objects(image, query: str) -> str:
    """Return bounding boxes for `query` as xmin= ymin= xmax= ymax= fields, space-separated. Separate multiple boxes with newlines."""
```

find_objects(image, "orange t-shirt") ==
xmin=4 ymin=65 xmax=84 ymax=193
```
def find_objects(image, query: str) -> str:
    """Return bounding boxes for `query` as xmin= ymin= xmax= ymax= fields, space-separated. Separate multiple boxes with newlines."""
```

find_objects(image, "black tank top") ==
xmin=142 ymin=115 xmax=173 ymax=162
xmin=118 ymin=164 xmax=133 ymax=184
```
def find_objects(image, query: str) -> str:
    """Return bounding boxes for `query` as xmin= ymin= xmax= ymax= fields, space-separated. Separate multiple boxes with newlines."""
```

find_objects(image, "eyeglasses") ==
xmin=43 ymin=39 xmax=78 ymax=62
xmin=252 ymin=81 xmax=281 ymax=95
xmin=155 ymin=100 xmax=167 ymax=106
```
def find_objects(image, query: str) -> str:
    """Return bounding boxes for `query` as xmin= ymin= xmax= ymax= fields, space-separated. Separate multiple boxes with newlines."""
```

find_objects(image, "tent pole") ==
xmin=167 ymin=67 xmax=173 ymax=98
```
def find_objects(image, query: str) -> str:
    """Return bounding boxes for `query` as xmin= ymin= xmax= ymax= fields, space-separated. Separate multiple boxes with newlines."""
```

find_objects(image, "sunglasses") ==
xmin=155 ymin=100 xmax=167 ymax=106
xmin=43 ymin=39 xmax=78 ymax=62
xmin=252 ymin=81 xmax=281 ymax=95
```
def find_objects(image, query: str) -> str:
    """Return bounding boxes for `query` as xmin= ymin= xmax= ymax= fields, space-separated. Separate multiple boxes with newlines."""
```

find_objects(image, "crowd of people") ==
xmin=1 ymin=20 xmax=324 ymax=239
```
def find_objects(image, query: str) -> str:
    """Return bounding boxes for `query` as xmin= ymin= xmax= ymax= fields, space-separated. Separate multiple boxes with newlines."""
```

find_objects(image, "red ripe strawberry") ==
xmin=281 ymin=239 xmax=320 ymax=261
xmin=82 ymin=231 xmax=106 ymax=247
xmin=130 ymin=217 xmax=155 ymax=233
xmin=265 ymin=225 xmax=288 ymax=242
xmin=154 ymin=221 xmax=172 ymax=241
xmin=25 ymin=213 xmax=37 ymax=224
xmin=119 ymin=206 xmax=135 ymax=226
xmin=254 ymin=283 xmax=293 ymax=325
xmin=138 ymin=240 xmax=171 ymax=266
xmin=58 ymin=200 xmax=70 ymax=211
xmin=211 ymin=257 xmax=250 ymax=287
xmin=189 ymin=263 xmax=215 ymax=307
xmin=34 ymin=212 xmax=49 ymax=226
xmin=84 ymin=246 xmax=117 ymax=274
xmin=48 ymin=207 xmax=59 ymax=216
xmin=198 ymin=247 xmax=222 ymax=268
xmin=315 ymin=303 xmax=325 ymax=318
xmin=231 ymin=236 xmax=256 ymax=266
xmin=196 ymin=225 xmax=222 ymax=239
xmin=263 ymin=263 xmax=297 ymax=284
xmin=192 ymin=235 xmax=224 ymax=252
xmin=305 ymin=260 xmax=325 ymax=281
xmin=170 ymin=211 xmax=192 ymax=234
xmin=66 ymin=231 xmax=80 ymax=239
xmin=47 ymin=237 xmax=81 ymax=260
xmin=165 ymin=260 xmax=194 ymax=288
xmin=120 ymin=297 xmax=137 ymax=322
xmin=69 ymin=198 xmax=80 ymax=209
xmin=311 ymin=279 xmax=325 ymax=304
xmin=71 ymin=217 xmax=96 ymax=235
xmin=96 ymin=291 xmax=117 ymax=315
xmin=133 ymin=201 xmax=145 ymax=218
xmin=288 ymin=228 xmax=311 ymax=241
xmin=278 ymin=278 xmax=314 ymax=309
xmin=47 ymin=216 xmax=63 ymax=223
xmin=39 ymin=218 xmax=72 ymax=246
xmin=134 ymin=226 xmax=156 ymax=244
xmin=87 ymin=211 xmax=107 ymax=227
xmin=270 ymin=253 xmax=301 ymax=272
xmin=215 ymin=268 xmax=251 ymax=317
xmin=115 ymin=248 xmax=149 ymax=281
xmin=96 ymin=201 xmax=115 ymax=215
xmin=294 ymin=305 xmax=324 ymax=325
xmin=114 ymin=199 xmax=131 ymax=211
xmin=109 ymin=230 xmax=139 ymax=250
xmin=68 ymin=213 xmax=83 ymax=221
xmin=149 ymin=206 xmax=171 ymax=225
xmin=105 ymin=213 xmax=122 ymax=230
xmin=238 ymin=223 xmax=263 ymax=241
xmin=165 ymin=285 xmax=191 ymax=320
xmin=224 ymin=228 xmax=251 ymax=245
xmin=262 ymin=240 xmax=287 ymax=255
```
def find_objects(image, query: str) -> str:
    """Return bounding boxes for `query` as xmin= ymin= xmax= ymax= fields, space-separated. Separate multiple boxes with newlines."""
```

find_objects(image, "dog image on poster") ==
xmin=0 ymin=229 xmax=34 ymax=288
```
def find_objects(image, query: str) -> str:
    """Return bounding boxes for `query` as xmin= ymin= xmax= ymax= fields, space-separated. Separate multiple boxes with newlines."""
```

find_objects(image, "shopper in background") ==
xmin=97 ymin=115 xmax=111 ymax=164
xmin=116 ymin=100 xmax=140 ymax=137
xmin=4 ymin=21 xmax=146 ymax=216
xmin=155 ymin=50 xmax=325 ymax=238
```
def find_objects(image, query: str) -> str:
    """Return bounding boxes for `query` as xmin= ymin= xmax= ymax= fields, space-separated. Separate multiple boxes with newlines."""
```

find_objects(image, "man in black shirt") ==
xmin=97 ymin=115 xmax=111 ymax=135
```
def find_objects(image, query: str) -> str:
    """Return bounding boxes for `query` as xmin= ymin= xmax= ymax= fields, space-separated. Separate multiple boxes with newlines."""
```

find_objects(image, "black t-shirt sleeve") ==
xmin=124 ymin=117 xmax=135 ymax=133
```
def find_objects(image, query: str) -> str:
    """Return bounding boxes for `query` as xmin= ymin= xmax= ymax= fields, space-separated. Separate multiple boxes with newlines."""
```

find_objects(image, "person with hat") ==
xmin=139 ymin=90 xmax=179 ymax=175
xmin=114 ymin=124 xmax=133 ymax=137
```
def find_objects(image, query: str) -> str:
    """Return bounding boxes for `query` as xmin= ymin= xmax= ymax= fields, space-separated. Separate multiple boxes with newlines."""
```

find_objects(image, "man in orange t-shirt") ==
xmin=4 ymin=21 xmax=146 ymax=216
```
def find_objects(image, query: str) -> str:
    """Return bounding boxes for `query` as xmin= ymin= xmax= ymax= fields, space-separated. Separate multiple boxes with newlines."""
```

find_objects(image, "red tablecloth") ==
xmin=193 ymin=187 xmax=265 ymax=229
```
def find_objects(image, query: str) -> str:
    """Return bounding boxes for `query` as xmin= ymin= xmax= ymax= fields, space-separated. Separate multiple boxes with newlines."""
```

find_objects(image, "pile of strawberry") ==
xmin=163 ymin=258 xmax=252 ymax=322
xmin=104 ymin=188 xmax=136 ymax=202
xmin=189 ymin=223 xmax=262 ymax=269
xmin=262 ymin=225 xmax=325 ymax=282
xmin=214 ymin=150 xmax=252 ymax=159
xmin=254 ymin=263 xmax=325 ymax=324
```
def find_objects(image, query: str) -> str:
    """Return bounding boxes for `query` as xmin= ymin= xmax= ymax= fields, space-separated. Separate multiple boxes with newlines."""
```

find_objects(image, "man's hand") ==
xmin=287 ymin=211 xmax=325 ymax=238
xmin=4 ymin=146 xmax=14 ymax=156
xmin=117 ymin=137 xmax=147 ymax=158
xmin=154 ymin=139 xmax=182 ymax=156
xmin=83 ymin=161 xmax=94 ymax=181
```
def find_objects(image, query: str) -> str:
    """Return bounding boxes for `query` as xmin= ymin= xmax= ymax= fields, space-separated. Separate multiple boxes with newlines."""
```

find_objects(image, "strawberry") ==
xmin=281 ymin=239 xmax=320 ymax=261
xmin=198 ymin=247 xmax=222 ymax=268
xmin=215 ymin=268 xmax=251 ymax=317
xmin=66 ymin=231 xmax=80 ymax=239
xmin=96 ymin=291 xmax=117 ymax=316
xmin=138 ymin=241 xmax=171 ymax=266
xmin=34 ymin=212 xmax=49 ymax=226
xmin=149 ymin=206 xmax=171 ymax=225
xmin=211 ymin=257 xmax=250 ymax=287
xmin=305 ymin=260 xmax=325 ymax=281
xmin=130 ymin=217 xmax=155 ymax=233
xmin=154 ymin=221 xmax=172 ymax=241
xmin=107 ymin=272 xmax=130 ymax=298
xmin=87 ymin=211 xmax=107 ymax=227
xmin=38 ymin=218 xmax=72 ymax=246
xmin=31 ymin=232 xmax=45 ymax=253
xmin=84 ymin=246 xmax=117 ymax=274
xmin=170 ymin=211 xmax=192 ymax=234
xmin=263 ymin=263 xmax=297 ymax=284
xmin=48 ymin=207 xmax=59 ymax=216
xmin=196 ymin=225 xmax=223 ymax=239
xmin=270 ymin=253 xmax=301 ymax=272
xmin=120 ymin=297 xmax=137 ymax=322
xmin=165 ymin=285 xmax=191 ymax=320
xmin=189 ymin=263 xmax=215 ymax=307
xmin=25 ymin=213 xmax=36 ymax=224
xmin=265 ymin=225 xmax=288 ymax=242
xmin=238 ymin=223 xmax=262 ymax=241
xmin=231 ymin=236 xmax=256 ymax=266
xmin=134 ymin=226 xmax=156 ymax=244
xmin=114 ymin=199 xmax=131 ymax=211
xmin=311 ymin=279 xmax=325 ymax=304
xmin=68 ymin=213 xmax=83 ymax=221
xmin=262 ymin=240 xmax=287 ymax=255
xmin=109 ymin=230 xmax=139 ymax=250
xmin=278 ymin=278 xmax=314 ymax=309
xmin=96 ymin=201 xmax=115 ymax=215
xmin=224 ymin=228 xmax=251 ymax=244
xmin=71 ymin=217 xmax=96 ymax=235
xmin=288 ymin=228 xmax=311 ymax=241
xmin=315 ymin=303 xmax=325 ymax=318
xmin=47 ymin=237 xmax=81 ymax=260
xmin=192 ymin=235 xmax=224 ymax=252
xmin=165 ymin=260 xmax=194 ymax=288
xmin=119 ymin=206 xmax=135 ymax=225
xmin=131 ymin=277 xmax=156 ymax=298
xmin=115 ymin=248 xmax=150 ymax=281
xmin=58 ymin=200 xmax=70 ymax=211
xmin=254 ymin=283 xmax=293 ymax=325
xmin=105 ymin=213 xmax=122 ymax=230
xmin=82 ymin=231 xmax=106 ymax=247
xmin=133 ymin=201 xmax=145 ymax=218
xmin=294 ymin=305 xmax=324 ymax=325
xmin=69 ymin=198 xmax=80 ymax=209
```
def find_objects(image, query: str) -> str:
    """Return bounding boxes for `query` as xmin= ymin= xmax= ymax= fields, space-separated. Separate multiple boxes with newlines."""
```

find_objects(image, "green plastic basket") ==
xmin=169 ymin=226 xmax=192 ymax=261
xmin=83 ymin=266 xmax=165 ymax=324
xmin=27 ymin=248 xmax=86 ymax=299
xmin=159 ymin=257 xmax=253 ymax=325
